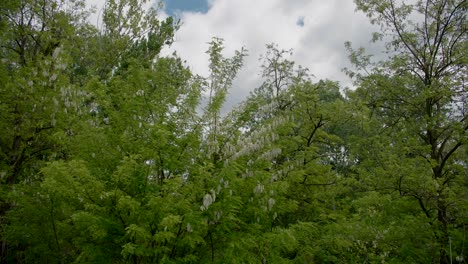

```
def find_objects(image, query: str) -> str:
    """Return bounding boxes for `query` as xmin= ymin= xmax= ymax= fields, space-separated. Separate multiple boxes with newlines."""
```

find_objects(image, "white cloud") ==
xmin=85 ymin=0 xmax=106 ymax=29
xmin=85 ymin=0 xmax=383 ymax=111
xmin=161 ymin=0 xmax=383 ymax=110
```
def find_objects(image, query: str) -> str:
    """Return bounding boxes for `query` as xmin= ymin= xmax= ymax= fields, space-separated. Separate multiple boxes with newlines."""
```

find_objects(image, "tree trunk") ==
xmin=437 ymin=200 xmax=450 ymax=264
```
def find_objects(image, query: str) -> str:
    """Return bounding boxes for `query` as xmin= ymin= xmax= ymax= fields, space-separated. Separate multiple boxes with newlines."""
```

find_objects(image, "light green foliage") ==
xmin=346 ymin=0 xmax=467 ymax=263
xmin=203 ymin=37 xmax=247 ymax=160
xmin=0 ymin=0 xmax=87 ymax=185
xmin=0 ymin=0 xmax=466 ymax=263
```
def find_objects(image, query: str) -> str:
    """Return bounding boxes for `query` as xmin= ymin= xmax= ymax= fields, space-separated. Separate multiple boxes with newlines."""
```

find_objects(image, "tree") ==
xmin=348 ymin=0 xmax=467 ymax=262
xmin=0 ymin=0 xmax=182 ymax=262
xmin=216 ymin=45 xmax=358 ymax=262
xmin=203 ymin=37 xmax=247 ymax=163
xmin=0 ymin=0 xmax=87 ymax=184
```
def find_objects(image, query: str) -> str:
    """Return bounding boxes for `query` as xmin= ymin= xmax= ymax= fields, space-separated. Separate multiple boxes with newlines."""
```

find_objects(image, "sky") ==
xmin=86 ymin=0 xmax=384 ymax=110
xmin=163 ymin=0 xmax=209 ymax=16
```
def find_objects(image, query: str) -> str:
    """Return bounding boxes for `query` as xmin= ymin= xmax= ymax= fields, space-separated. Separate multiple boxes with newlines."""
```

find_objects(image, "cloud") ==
xmin=160 ymin=0 xmax=383 ymax=111
xmin=85 ymin=0 xmax=383 ymax=111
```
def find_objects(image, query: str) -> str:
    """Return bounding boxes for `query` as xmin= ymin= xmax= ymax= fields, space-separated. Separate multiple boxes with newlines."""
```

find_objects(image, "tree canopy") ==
xmin=0 ymin=0 xmax=466 ymax=263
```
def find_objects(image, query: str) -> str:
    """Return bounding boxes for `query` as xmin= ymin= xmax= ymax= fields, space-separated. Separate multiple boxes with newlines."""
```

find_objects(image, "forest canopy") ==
xmin=0 ymin=0 xmax=466 ymax=263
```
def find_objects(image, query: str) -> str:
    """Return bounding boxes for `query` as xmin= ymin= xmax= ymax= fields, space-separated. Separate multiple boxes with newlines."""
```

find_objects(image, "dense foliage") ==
xmin=0 ymin=0 xmax=466 ymax=263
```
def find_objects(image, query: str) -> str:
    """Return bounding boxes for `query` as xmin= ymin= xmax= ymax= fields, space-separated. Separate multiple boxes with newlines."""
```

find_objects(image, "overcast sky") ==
xmin=86 ymin=0 xmax=384 ymax=110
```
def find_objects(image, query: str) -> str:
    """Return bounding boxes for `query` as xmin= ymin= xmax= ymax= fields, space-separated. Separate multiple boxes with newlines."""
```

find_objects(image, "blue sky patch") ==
xmin=163 ymin=0 xmax=209 ymax=16
xmin=296 ymin=16 xmax=305 ymax=27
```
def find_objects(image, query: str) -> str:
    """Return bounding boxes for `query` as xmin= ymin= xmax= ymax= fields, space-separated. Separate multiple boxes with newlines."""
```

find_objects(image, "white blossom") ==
xmin=201 ymin=193 xmax=213 ymax=211
xmin=267 ymin=198 xmax=275 ymax=211
xmin=254 ymin=183 xmax=264 ymax=194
